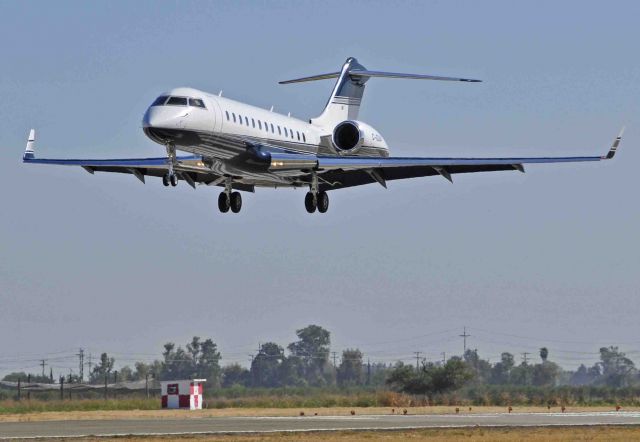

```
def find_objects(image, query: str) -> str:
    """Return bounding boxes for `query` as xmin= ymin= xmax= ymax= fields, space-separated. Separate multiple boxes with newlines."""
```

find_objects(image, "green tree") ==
xmin=337 ymin=349 xmax=364 ymax=386
xmin=222 ymin=364 xmax=250 ymax=387
xmin=463 ymin=349 xmax=492 ymax=384
xmin=90 ymin=353 xmax=115 ymax=383
xmin=287 ymin=325 xmax=331 ymax=386
xmin=540 ymin=347 xmax=549 ymax=362
xmin=597 ymin=346 xmax=635 ymax=387
xmin=489 ymin=352 xmax=514 ymax=384
xmin=251 ymin=342 xmax=285 ymax=387
xmin=2 ymin=372 xmax=51 ymax=383
xmin=386 ymin=357 xmax=473 ymax=396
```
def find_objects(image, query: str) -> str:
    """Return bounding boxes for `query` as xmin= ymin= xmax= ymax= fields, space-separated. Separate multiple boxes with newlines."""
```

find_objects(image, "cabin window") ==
xmin=151 ymin=96 xmax=169 ymax=106
xmin=277 ymin=126 xmax=281 ymax=135
xmin=252 ymin=118 xmax=255 ymax=128
xmin=297 ymin=131 xmax=301 ymax=141
xmin=290 ymin=129 xmax=294 ymax=139
xmin=245 ymin=116 xmax=249 ymax=126
xmin=258 ymin=120 xmax=262 ymax=130
xmin=232 ymin=113 xmax=236 ymax=123
xmin=239 ymin=115 xmax=244 ymax=125
xmin=283 ymin=128 xmax=288 ymax=137
xmin=188 ymin=98 xmax=206 ymax=108
xmin=270 ymin=123 xmax=274 ymax=133
xmin=302 ymin=133 xmax=306 ymax=142
xmin=225 ymin=111 xmax=230 ymax=121
xmin=264 ymin=121 xmax=268 ymax=131
xmin=166 ymin=96 xmax=188 ymax=106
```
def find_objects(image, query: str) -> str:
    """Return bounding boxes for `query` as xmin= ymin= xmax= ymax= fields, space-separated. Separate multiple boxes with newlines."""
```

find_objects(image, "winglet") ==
xmin=23 ymin=129 xmax=35 ymax=161
xmin=603 ymin=127 xmax=625 ymax=160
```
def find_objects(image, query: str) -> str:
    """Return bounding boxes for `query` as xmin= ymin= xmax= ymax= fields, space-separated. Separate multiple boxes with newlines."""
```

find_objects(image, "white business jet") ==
xmin=23 ymin=57 xmax=624 ymax=214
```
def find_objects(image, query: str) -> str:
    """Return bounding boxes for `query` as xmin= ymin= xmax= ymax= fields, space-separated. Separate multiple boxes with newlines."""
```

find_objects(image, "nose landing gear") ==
xmin=162 ymin=142 xmax=179 ymax=187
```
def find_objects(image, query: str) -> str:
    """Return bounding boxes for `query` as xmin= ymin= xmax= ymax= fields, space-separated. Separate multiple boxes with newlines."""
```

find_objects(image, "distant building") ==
xmin=160 ymin=379 xmax=205 ymax=410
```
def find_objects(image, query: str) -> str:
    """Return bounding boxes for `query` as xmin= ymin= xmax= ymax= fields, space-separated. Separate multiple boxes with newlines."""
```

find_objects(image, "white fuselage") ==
xmin=143 ymin=87 xmax=388 ymax=161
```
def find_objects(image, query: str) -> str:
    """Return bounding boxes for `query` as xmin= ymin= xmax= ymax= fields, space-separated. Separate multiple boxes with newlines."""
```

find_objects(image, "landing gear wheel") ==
xmin=317 ymin=191 xmax=329 ymax=213
xmin=230 ymin=191 xmax=242 ymax=213
xmin=218 ymin=192 xmax=230 ymax=213
xmin=305 ymin=192 xmax=317 ymax=213
xmin=162 ymin=174 xmax=170 ymax=187
xmin=170 ymin=173 xmax=178 ymax=187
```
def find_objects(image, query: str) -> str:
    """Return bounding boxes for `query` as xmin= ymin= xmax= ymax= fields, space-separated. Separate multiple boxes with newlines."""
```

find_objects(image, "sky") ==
xmin=0 ymin=0 xmax=639 ymax=377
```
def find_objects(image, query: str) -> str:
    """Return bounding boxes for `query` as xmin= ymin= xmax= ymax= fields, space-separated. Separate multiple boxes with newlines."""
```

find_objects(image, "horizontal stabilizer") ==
xmin=279 ymin=72 xmax=340 ymax=84
xmin=347 ymin=69 xmax=481 ymax=83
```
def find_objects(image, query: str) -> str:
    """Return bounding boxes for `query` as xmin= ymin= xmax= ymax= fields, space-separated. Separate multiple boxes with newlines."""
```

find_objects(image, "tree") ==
xmin=386 ymin=357 xmax=473 ymax=396
xmin=251 ymin=342 xmax=285 ymax=387
xmin=463 ymin=349 xmax=492 ymax=384
xmin=2 ymin=372 xmax=51 ymax=383
xmin=90 ymin=353 xmax=115 ymax=383
xmin=160 ymin=337 xmax=221 ymax=385
xmin=287 ymin=325 xmax=331 ymax=386
xmin=337 ymin=349 xmax=364 ymax=386
xmin=490 ymin=352 xmax=514 ymax=384
xmin=540 ymin=347 xmax=549 ymax=363
xmin=222 ymin=364 xmax=250 ymax=387
xmin=597 ymin=346 xmax=636 ymax=387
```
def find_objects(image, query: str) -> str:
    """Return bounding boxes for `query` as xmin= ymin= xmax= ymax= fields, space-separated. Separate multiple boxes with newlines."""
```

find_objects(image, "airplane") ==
xmin=23 ymin=57 xmax=625 ymax=214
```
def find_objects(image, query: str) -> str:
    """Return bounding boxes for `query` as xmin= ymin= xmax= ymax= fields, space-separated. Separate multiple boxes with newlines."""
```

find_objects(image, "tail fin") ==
xmin=23 ymin=129 xmax=35 ymax=160
xmin=279 ymin=57 xmax=481 ymax=129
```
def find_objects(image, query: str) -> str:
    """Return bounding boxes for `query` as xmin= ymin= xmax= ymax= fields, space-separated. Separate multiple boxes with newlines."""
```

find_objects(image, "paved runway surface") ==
xmin=1 ymin=412 xmax=639 ymax=439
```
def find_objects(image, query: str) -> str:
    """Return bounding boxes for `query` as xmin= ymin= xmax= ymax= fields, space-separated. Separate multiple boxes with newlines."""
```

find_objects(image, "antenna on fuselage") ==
xmin=287 ymin=112 xmax=291 ymax=117
xmin=218 ymin=90 xmax=223 ymax=97
xmin=270 ymin=105 xmax=274 ymax=112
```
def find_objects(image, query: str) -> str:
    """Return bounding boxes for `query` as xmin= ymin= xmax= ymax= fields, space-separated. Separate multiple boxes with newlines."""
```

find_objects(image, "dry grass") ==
xmin=1 ymin=405 xmax=637 ymax=423
xmin=73 ymin=426 xmax=640 ymax=441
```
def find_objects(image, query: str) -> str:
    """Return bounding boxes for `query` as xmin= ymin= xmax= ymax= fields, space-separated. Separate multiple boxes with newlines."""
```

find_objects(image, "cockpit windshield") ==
xmin=151 ymin=95 xmax=206 ymax=108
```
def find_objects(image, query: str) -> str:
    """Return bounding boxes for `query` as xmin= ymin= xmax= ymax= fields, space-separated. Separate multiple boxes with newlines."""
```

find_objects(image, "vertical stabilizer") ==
xmin=310 ymin=57 xmax=368 ymax=129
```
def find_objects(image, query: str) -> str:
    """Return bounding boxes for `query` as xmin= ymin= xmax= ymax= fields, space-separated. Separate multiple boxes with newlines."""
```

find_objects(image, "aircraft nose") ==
xmin=142 ymin=106 xmax=187 ymax=129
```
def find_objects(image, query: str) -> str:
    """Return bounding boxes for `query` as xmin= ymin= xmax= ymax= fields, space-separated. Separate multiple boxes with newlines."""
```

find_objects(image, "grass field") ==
xmin=76 ymin=426 xmax=640 ymax=441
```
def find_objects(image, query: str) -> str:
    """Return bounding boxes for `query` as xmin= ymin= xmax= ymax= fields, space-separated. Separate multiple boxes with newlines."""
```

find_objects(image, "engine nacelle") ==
xmin=332 ymin=120 xmax=388 ymax=155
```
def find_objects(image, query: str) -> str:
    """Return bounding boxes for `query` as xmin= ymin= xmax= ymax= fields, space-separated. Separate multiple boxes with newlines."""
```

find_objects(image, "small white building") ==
xmin=160 ymin=379 xmax=206 ymax=410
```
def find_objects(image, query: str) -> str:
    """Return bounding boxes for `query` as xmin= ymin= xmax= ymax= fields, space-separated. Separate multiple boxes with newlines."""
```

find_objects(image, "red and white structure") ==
xmin=160 ymin=379 xmax=206 ymax=410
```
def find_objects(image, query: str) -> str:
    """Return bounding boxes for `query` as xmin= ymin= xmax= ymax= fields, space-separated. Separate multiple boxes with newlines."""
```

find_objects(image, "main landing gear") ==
xmin=162 ymin=142 xmax=179 ymax=187
xmin=304 ymin=173 xmax=329 ymax=214
xmin=218 ymin=179 xmax=242 ymax=214
xmin=162 ymin=173 xmax=179 ymax=187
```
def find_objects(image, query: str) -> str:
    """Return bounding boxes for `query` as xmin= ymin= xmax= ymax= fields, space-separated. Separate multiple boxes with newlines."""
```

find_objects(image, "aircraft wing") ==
xmin=303 ymin=128 xmax=625 ymax=190
xmin=21 ymin=130 xmax=256 ymax=191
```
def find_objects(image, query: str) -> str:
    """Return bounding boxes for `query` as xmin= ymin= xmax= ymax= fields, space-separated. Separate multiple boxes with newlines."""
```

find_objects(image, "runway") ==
xmin=1 ymin=411 xmax=639 ymax=439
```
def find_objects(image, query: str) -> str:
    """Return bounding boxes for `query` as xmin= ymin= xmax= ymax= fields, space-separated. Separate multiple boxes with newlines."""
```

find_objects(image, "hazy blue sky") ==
xmin=1 ymin=0 xmax=638 ymax=376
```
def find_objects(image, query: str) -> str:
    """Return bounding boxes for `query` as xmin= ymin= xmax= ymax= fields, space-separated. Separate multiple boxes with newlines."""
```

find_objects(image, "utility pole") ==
xmin=522 ymin=352 xmax=530 ymax=364
xmin=40 ymin=359 xmax=47 ymax=377
xmin=441 ymin=352 xmax=446 ymax=365
xmin=459 ymin=327 xmax=471 ymax=354
xmin=332 ymin=351 xmax=338 ymax=367
xmin=367 ymin=358 xmax=371 ymax=386
xmin=77 ymin=349 xmax=84 ymax=382
xmin=413 ymin=352 xmax=422 ymax=371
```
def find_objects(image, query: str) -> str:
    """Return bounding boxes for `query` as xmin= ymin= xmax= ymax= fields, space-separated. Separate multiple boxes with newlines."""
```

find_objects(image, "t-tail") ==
xmin=279 ymin=57 xmax=481 ymax=129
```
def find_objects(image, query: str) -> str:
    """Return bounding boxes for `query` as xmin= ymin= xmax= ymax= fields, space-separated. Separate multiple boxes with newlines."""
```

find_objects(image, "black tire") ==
xmin=170 ymin=173 xmax=178 ymax=187
xmin=317 ymin=191 xmax=329 ymax=213
xmin=304 ymin=192 xmax=317 ymax=213
xmin=218 ymin=192 xmax=230 ymax=213
xmin=162 ymin=174 xmax=170 ymax=187
xmin=230 ymin=191 xmax=242 ymax=213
